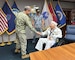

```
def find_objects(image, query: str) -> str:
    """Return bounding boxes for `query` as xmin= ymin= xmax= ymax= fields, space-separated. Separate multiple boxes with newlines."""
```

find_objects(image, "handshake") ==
xmin=36 ymin=32 xmax=42 ymax=35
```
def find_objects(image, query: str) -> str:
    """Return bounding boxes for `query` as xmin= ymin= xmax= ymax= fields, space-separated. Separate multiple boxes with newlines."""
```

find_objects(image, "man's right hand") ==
xmin=36 ymin=32 xmax=42 ymax=35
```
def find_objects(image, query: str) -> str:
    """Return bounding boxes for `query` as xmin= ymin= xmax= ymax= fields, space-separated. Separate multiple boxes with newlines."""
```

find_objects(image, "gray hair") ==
xmin=24 ymin=6 xmax=31 ymax=11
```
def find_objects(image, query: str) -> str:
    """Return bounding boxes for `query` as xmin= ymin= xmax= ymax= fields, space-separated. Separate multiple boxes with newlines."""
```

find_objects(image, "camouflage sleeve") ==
xmin=25 ymin=16 xmax=37 ymax=33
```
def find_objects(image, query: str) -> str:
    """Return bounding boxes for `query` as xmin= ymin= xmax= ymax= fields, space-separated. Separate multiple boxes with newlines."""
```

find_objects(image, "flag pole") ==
xmin=5 ymin=0 xmax=12 ymax=45
xmin=51 ymin=0 xmax=53 ymax=3
xmin=7 ymin=35 xmax=12 ymax=45
xmin=0 ymin=35 xmax=6 ymax=46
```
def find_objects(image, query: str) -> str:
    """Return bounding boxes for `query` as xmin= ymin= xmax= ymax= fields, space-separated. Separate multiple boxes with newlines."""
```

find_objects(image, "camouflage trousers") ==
xmin=16 ymin=33 xmax=27 ymax=55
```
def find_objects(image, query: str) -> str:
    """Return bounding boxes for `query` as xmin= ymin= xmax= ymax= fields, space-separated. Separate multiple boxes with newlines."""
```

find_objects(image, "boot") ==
xmin=15 ymin=49 xmax=20 ymax=54
xmin=22 ymin=54 xmax=29 ymax=59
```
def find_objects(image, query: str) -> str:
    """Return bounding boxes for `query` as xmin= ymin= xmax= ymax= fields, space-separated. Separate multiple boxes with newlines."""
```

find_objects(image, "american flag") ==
xmin=0 ymin=8 xmax=8 ymax=35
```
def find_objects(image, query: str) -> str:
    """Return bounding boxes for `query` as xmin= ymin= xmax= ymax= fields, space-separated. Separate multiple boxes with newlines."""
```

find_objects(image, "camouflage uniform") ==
xmin=15 ymin=11 xmax=37 ymax=55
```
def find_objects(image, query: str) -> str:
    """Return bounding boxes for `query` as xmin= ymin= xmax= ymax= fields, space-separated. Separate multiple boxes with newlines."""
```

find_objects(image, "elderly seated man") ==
xmin=35 ymin=21 xmax=62 ymax=51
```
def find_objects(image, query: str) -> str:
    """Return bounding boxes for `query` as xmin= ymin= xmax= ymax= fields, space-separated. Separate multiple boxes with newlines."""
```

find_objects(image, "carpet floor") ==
xmin=0 ymin=39 xmax=38 ymax=60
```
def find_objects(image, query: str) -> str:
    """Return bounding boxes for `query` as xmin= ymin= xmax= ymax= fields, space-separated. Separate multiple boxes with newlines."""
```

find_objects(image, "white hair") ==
xmin=51 ymin=21 xmax=58 ymax=26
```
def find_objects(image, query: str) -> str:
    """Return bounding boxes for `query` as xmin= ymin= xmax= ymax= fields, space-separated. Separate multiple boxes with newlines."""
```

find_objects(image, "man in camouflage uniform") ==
xmin=15 ymin=6 xmax=40 ymax=59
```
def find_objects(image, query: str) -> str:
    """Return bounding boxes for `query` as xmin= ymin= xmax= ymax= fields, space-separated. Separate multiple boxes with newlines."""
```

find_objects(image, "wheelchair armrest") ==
xmin=57 ymin=38 xmax=65 ymax=46
xmin=56 ymin=38 xmax=62 ymax=42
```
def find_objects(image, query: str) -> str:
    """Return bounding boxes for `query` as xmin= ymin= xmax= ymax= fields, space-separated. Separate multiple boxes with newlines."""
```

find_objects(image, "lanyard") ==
xmin=49 ymin=29 xmax=54 ymax=36
xmin=49 ymin=30 xmax=52 ymax=36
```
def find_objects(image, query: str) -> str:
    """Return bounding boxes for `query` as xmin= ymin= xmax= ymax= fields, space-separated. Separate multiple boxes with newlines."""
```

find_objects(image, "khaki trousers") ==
xmin=16 ymin=33 xmax=27 ymax=55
